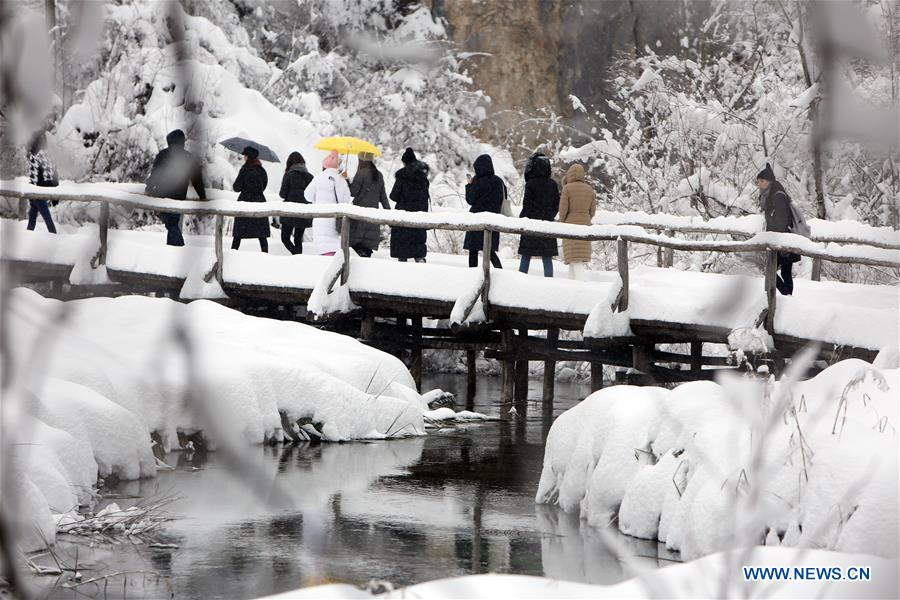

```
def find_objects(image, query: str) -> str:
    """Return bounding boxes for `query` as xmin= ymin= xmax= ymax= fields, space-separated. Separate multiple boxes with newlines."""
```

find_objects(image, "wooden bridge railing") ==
xmin=2 ymin=182 xmax=898 ymax=338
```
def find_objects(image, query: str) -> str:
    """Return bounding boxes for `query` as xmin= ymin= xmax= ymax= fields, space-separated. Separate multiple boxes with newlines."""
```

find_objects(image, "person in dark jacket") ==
xmin=389 ymin=147 xmax=429 ymax=263
xmin=757 ymin=162 xmax=799 ymax=295
xmin=26 ymin=130 xmax=58 ymax=233
xmin=517 ymin=152 xmax=559 ymax=277
xmin=278 ymin=151 xmax=313 ymax=254
xmin=232 ymin=146 xmax=270 ymax=252
xmin=349 ymin=152 xmax=390 ymax=257
xmin=146 ymin=129 xmax=206 ymax=246
xmin=464 ymin=154 xmax=504 ymax=268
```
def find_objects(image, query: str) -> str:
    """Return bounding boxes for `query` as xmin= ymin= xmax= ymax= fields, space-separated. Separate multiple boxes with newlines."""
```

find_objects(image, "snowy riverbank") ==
xmin=261 ymin=547 xmax=898 ymax=598
xmin=535 ymin=357 xmax=899 ymax=561
xmin=5 ymin=288 xmax=444 ymax=551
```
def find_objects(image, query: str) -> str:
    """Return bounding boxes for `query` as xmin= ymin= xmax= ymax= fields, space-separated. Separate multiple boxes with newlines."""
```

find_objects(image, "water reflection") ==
xmin=28 ymin=374 xmax=677 ymax=599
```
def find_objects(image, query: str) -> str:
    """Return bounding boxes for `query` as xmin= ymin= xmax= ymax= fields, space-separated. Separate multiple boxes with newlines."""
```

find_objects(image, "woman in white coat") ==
xmin=304 ymin=150 xmax=353 ymax=255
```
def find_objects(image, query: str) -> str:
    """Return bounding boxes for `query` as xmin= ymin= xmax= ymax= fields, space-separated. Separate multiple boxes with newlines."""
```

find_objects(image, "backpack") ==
xmin=788 ymin=200 xmax=811 ymax=238
xmin=500 ymin=180 xmax=513 ymax=217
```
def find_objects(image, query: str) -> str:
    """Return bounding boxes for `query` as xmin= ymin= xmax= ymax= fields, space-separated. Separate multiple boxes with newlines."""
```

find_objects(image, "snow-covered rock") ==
xmin=536 ymin=360 xmax=899 ymax=560
xmin=7 ymin=287 xmax=437 ymax=550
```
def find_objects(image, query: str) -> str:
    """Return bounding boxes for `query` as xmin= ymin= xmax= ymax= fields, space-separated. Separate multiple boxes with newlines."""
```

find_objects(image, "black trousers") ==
xmin=27 ymin=200 xmax=57 ymax=233
xmin=160 ymin=212 xmax=184 ymax=246
xmin=232 ymin=237 xmax=268 ymax=252
xmin=281 ymin=226 xmax=305 ymax=255
xmin=468 ymin=248 xmax=502 ymax=268
xmin=776 ymin=260 xmax=794 ymax=296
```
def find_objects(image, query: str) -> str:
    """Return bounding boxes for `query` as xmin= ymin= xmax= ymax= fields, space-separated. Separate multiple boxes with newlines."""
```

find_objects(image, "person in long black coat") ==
xmin=146 ymin=129 xmax=206 ymax=246
xmin=349 ymin=153 xmax=390 ymax=257
xmin=279 ymin=151 xmax=313 ymax=254
xmin=464 ymin=154 xmax=504 ymax=268
xmin=232 ymin=146 xmax=270 ymax=252
xmin=757 ymin=162 xmax=799 ymax=295
xmin=517 ymin=152 xmax=559 ymax=277
xmin=389 ymin=147 xmax=429 ymax=262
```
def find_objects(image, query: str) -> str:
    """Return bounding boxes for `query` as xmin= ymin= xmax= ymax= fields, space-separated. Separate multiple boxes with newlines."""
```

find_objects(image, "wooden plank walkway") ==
xmin=2 ymin=182 xmax=898 ymax=404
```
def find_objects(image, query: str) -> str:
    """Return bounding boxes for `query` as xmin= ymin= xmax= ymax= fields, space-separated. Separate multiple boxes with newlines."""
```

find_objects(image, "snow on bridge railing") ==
xmin=1 ymin=178 xmax=898 ymax=334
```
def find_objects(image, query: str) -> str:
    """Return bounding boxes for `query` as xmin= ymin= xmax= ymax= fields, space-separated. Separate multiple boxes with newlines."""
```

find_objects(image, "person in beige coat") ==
xmin=558 ymin=163 xmax=596 ymax=280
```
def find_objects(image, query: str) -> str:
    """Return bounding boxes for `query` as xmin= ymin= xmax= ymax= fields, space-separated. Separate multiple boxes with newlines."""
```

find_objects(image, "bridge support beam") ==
xmin=514 ymin=329 xmax=528 ymax=403
xmin=764 ymin=250 xmax=777 ymax=336
xmin=500 ymin=330 xmax=515 ymax=414
xmin=590 ymin=362 xmax=603 ymax=392
xmin=542 ymin=328 xmax=559 ymax=405
xmin=466 ymin=348 xmax=477 ymax=409
xmin=690 ymin=341 xmax=703 ymax=376
xmin=410 ymin=316 xmax=423 ymax=391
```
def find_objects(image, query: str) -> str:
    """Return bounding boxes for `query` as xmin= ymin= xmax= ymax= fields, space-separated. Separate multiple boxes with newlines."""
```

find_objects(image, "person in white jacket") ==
xmin=304 ymin=150 xmax=353 ymax=255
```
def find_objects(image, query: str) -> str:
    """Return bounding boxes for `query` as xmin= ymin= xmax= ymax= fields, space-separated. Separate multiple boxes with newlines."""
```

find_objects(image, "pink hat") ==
xmin=322 ymin=150 xmax=339 ymax=169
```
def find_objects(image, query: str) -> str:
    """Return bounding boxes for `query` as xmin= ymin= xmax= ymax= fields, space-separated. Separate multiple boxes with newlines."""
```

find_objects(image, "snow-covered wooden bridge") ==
xmin=2 ymin=179 xmax=898 ymax=402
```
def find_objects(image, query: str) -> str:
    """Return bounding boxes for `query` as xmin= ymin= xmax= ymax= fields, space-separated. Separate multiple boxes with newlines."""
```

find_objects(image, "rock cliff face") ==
xmin=429 ymin=0 xmax=712 ymax=143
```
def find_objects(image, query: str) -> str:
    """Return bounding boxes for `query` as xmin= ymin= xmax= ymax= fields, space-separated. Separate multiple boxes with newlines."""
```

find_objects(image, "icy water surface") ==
xmin=28 ymin=374 xmax=677 ymax=599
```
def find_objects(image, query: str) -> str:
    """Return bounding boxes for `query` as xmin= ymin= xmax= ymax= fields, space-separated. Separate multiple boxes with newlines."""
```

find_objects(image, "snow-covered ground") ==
xmin=535 ymin=358 xmax=899 ymax=561
xmin=3 ymin=217 xmax=897 ymax=351
xmin=5 ymin=288 xmax=444 ymax=551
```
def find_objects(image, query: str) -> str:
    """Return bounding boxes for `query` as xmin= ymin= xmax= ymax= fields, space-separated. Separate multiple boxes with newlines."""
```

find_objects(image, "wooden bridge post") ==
xmin=481 ymin=227 xmax=492 ymax=317
xmin=542 ymin=328 xmax=558 ymax=405
xmin=663 ymin=229 xmax=675 ymax=269
xmin=360 ymin=316 xmax=375 ymax=341
xmin=466 ymin=348 xmax=477 ymax=407
xmin=811 ymin=257 xmax=822 ymax=282
xmin=214 ymin=214 xmax=224 ymax=285
xmin=590 ymin=363 xmax=603 ymax=392
xmin=500 ymin=330 xmax=515 ymax=414
xmin=340 ymin=216 xmax=351 ymax=286
xmin=514 ymin=328 xmax=528 ymax=403
xmin=659 ymin=229 xmax=674 ymax=268
xmin=614 ymin=238 xmax=629 ymax=311
xmin=764 ymin=250 xmax=777 ymax=335
xmin=17 ymin=198 xmax=27 ymax=220
xmin=690 ymin=341 xmax=703 ymax=376
xmin=410 ymin=315 xmax=423 ymax=391
xmin=97 ymin=201 xmax=110 ymax=266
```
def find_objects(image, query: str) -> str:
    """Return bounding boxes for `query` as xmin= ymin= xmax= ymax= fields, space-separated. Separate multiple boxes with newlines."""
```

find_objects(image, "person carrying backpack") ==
xmin=757 ymin=163 xmax=801 ymax=295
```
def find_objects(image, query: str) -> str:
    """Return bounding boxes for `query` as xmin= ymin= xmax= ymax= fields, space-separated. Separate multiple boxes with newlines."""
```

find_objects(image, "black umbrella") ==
xmin=219 ymin=137 xmax=280 ymax=162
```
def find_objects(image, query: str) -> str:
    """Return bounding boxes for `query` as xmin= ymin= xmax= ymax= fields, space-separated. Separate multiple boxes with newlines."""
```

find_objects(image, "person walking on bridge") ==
xmin=757 ymin=163 xmax=799 ymax=295
xmin=26 ymin=128 xmax=58 ymax=234
xmin=278 ymin=151 xmax=313 ymax=254
xmin=517 ymin=152 xmax=559 ymax=277
xmin=231 ymin=146 xmax=270 ymax=252
xmin=145 ymin=129 xmax=206 ymax=246
xmin=349 ymin=152 xmax=390 ymax=258
xmin=305 ymin=150 xmax=353 ymax=256
xmin=464 ymin=154 xmax=504 ymax=269
xmin=559 ymin=163 xmax=595 ymax=280
xmin=389 ymin=147 xmax=429 ymax=263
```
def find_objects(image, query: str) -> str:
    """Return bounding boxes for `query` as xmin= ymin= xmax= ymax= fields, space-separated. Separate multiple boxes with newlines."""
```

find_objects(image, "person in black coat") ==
xmin=232 ymin=146 xmax=270 ymax=252
xmin=757 ymin=162 xmax=799 ymax=295
xmin=464 ymin=154 xmax=504 ymax=268
xmin=146 ymin=129 xmax=206 ymax=246
xmin=349 ymin=153 xmax=390 ymax=257
xmin=279 ymin=151 xmax=313 ymax=254
xmin=389 ymin=147 xmax=429 ymax=262
xmin=26 ymin=130 xmax=58 ymax=233
xmin=517 ymin=152 xmax=559 ymax=277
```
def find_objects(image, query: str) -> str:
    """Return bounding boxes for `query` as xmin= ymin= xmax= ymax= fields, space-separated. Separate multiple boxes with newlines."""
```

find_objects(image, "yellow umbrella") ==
xmin=314 ymin=136 xmax=381 ymax=157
